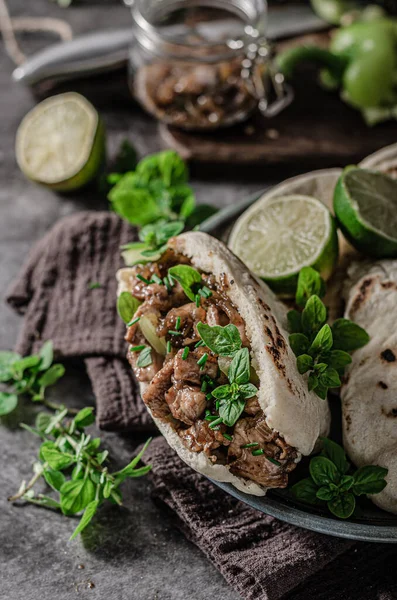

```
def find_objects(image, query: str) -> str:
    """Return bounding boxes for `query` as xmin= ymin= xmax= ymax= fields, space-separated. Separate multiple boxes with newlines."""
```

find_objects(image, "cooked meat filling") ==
xmin=126 ymin=251 xmax=297 ymax=488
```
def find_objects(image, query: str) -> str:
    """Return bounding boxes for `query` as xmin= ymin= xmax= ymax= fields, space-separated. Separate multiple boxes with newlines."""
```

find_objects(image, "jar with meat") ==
xmin=126 ymin=0 xmax=282 ymax=130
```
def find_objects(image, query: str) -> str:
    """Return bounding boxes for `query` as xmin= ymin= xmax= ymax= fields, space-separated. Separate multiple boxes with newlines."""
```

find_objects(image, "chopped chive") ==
xmin=182 ymin=347 xmax=189 ymax=360
xmin=195 ymin=294 xmax=201 ymax=308
xmin=197 ymin=353 xmax=208 ymax=369
xmin=168 ymin=274 xmax=175 ymax=287
xmin=195 ymin=340 xmax=205 ymax=348
xmin=127 ymin=316 xmax=140 ymax=327
xmin=167 ymin=341 xmax=172 ymax=353
xmin=163 ymin=277 xmax=172 ymax=292
xmin=175 ymin=316 xmax=181 ymax=330
xmin=252 ymin=448 xmax=264 ymax=456
xmin=266 ymin=457 xmax=281 ymax=467
xmin=215 ymin=400 xmax=220 ymax=411
xmin=137 ymin=274 xmax=151 ymax=285
xmin=151 ymin=274 xmax=163 ymax=285
xmin=206 ymin=393 xmax=213 ymax=401
xmin=205 ymin=414 xmax=219 ymax=422
xmin=201 ymin=380 xmax=208 ymax=392
xmin=209 ymin=417 xmax=223 ymax=429
xmin=130 ymin=345 xmax=146 ymax=352
xmin=241 ymin=442 xmax=259 ymax=449
xmin=88 ymin=282 xmax=102 ymax=290
xmin=223 ymin=433 xmax=233 ymax=441
xmin=202 ymin=286 xmax=212 ymax=298
xmin=169 ymin=330 xmax=182 ymax=336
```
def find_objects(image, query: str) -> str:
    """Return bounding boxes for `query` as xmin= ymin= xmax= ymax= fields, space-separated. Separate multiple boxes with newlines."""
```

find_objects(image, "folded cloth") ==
xmin=142 ymin=437 xmax=397 ymax=600
xmin=6 ymin=211 xmax=154 ymax=432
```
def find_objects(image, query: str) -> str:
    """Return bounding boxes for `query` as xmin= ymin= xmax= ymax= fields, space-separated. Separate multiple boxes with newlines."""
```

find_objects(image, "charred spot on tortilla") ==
xmin=381 ymin=280 xmax=397 ymax=290
xmin=381 ymin=349 xmax=396 ymax=363
xmin=350 ymin=277 xmax=374 ymax=316
xmin=378 ymin=381 xmax=389 ymax=389
xmin=381 ymin=407 xmax=397 ymax=418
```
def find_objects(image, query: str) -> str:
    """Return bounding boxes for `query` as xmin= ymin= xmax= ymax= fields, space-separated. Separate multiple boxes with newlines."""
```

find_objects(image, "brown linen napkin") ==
xmin=6 ymin=211 xmax=153 ymax=432
xmin=142 ymin=437 xmax=397 ymax=600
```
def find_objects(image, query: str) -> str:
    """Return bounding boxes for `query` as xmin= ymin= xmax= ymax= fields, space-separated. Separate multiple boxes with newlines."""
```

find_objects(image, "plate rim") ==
xmin=201 ymin=187 xmax=397 ymax=544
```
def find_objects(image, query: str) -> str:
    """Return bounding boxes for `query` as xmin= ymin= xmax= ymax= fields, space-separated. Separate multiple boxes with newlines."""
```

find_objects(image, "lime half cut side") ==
xmin=334 ymin=167 xmax=397 ymax=258
xmin=16 ymin=92 xmax=105 ymax=192
xmin=229 ymin=194 xmax=339 ymax=297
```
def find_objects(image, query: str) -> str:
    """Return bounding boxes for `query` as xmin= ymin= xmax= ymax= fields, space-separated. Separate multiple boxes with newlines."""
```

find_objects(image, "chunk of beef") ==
xmin=173 ymin=347 xmax=218 ymax=386
xmin=157 ymin=303 xmax=206 ymax=347
xmin=179 ymin=419 xmax=230 ymax=459
xmin=142 ymin=359 xmax=175 ymax=418
xmin=227 ymin=416 xmax=297 ymax=488
xmin=165 ymin=384 xmax=207 ymax=425
xmin=244 ymin=396 xmax=261 ymax=416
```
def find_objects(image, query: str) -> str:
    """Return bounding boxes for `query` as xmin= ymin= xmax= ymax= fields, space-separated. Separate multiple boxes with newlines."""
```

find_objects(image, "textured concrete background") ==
xmin=0 ymin=1 xmax=282 ymax=598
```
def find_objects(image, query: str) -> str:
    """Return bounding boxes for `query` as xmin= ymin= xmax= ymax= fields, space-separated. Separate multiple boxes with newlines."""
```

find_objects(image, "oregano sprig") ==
xmin=291 ymin=437 xmax=388 ymax=519
xmin=288 ymin=267 xmax=369 ymax=399
xmin=8 ymin=406 xmax=152 ymax=540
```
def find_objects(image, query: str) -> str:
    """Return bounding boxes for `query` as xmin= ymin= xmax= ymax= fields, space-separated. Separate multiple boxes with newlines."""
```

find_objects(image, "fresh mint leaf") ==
xmin=316 ymin=486 xmax=337 ymax=501
xmin=238 ymin=383 xmax=258 ymax=399
xmin=323 ymin=349 xmax=352 ymax=372
xmin=13 ymin=355 xmax=41 ymax=375
xmin=136 ymin=347 xmax=152 ymax=368
xmin=327 ymin=492 xmax=355 ymax=519
xmin=291 ymin=477 xmax=321 ymax=505
xmin=301 ymin=295 xmax=327 ymax=337
xmin=70 ymin=500 xmax=100 ymax=540
xmin=314 ymin=381 xmax=329 ymax=400
xmin=117 ymin=291 xmax=140 ymax=324
xmin=319 ymin=367 xmax=341 ymax=388
xmin=113 ymin=438 xmax=152 ymax=483
xmin=74 ymin=407 xmax=95 ymax=429
xmin=60 ymin=478 xmax=96 ymax=515
xmin=289 ymin=333 xmax=309 ymax=357
xmin=211 ymin=384 xmax=232 ymax=399
xmin=168 ymin=265 xmax=202 ymax=301
xmin=287 ymin=310 xmax=302 ymax=334
xmin=352 ymin=465 xmax=388 ymax=496
xmin=44 ymin=469 xmax=66 ymax=492
xmin=38 ymin=364 xmax=65 ymax=389
xmin=228 ymin=348 xmax=250 ymax=385
xmin=109 ymin=173 xmax=163 ymax=226
xmin=40 ymin=442 xmax=74 ymax=470
xmin=170 ymin=185 xmax=195 ymax=217
xmin=0 ymin=392 xmax=18 ymax=416
xmin=38 ymin=341 xmax=54 ymax=371
xmin=136 ymin=150 xmax=188 ymax=187
xmin=308 ymin=373 xmax=318 ymax=392
xmin=0 ymin=351 xmax=21 ymax=382
xmin=196 ymin=322 xmax=242 ymax=357
xmin=296 ymin=267 xmax=325 ymax=308
xmin=309 ymin=324 xmax=333 ymax=356
xmin=320 ymin=437 xmax=350 ymax=475
xmin=218 ymin=397 xmax=245 ymax=427
xmin=313 ymin=362 xmax=328 ymax=373
xmin=339 ymin=475 xmax=354 ymax=491
xmin=309 ymin=456 xmax=339 ymax=487
xmin=296 ymin=354 xmax=313 ymax=374
xmin=332 ymin=318 xmax=370 ymax=352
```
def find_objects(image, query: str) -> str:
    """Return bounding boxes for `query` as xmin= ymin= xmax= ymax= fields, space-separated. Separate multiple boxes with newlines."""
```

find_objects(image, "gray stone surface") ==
xmin=0 ymin=2 xmax=281 ymax=598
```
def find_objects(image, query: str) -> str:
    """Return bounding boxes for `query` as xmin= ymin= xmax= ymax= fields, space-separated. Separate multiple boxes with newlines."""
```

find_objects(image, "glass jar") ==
xmin=126 ymin=0 xmax=291 ymax=130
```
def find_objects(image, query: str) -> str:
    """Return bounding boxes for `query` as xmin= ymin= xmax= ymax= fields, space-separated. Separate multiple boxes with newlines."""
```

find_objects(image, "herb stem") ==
xmin=8 ymin=462 xmax=49 ymax=502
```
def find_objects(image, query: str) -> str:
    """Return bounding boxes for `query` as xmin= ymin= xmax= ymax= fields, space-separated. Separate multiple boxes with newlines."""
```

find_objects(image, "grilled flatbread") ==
xmin=342 ymin=260 xmax=397 ymax=514
xmin=117 ymin=232 xmax=330 ymax=496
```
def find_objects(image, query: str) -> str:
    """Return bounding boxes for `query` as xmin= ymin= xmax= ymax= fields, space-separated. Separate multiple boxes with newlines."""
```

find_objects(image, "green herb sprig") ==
xmin=292 ymin=437 xmax=388 ymax=519
xmin=0 ymin=341 xmax=67 ymax=417
xmin=109 ymin=150 xmax=217 ymax=265
xmin=8 ymin=406 xmax=151 ymax=539
xmin=288 ymin=267 xmax=369 ymax=399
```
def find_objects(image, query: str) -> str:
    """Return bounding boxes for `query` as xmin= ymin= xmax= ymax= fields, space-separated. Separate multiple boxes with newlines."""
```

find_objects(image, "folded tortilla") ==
xmin=117 ymin=232 xmax=330 ymax=496
xmin=342 ymin=260 xmax=397 ymax=514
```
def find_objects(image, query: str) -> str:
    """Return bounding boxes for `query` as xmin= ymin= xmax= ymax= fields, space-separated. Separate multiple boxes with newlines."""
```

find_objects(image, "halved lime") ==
xmin=229 ymin=194 xmax=338 ymax=297
xmin=16 ymin=92 xmax=105 ymax=192
xmin=334 ymin=167 xmax=397 ymax=258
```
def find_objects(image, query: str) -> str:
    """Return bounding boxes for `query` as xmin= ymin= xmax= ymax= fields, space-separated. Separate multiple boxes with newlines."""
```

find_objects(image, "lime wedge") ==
xmin=334 ymin=167 xmax=397 ymax=258
xmin=229 ymin=194 xmax=338 ymax=297
xmin=16 ymin=92 xmax=105 ymax=192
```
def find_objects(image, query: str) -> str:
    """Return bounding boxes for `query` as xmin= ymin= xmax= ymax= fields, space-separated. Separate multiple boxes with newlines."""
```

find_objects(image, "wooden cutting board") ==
xmin=160 ymin=33 xmax=397 ymax=167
